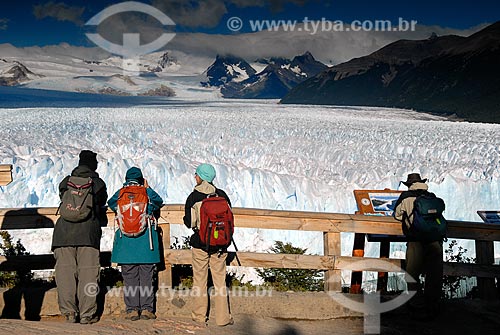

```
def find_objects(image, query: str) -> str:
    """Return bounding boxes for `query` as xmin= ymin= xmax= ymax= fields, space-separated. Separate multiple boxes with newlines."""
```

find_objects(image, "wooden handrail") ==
xmin=0 ymin=205 xmax=499 ymax=296
xmin=1 ymin=206 xmax=499 ymax=241
xmin=0 ymin=164 xmax=12 ymax=186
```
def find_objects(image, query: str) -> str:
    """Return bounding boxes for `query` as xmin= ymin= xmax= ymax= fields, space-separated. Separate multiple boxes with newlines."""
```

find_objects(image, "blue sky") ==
xmin=0 ymin=0 xmax=499 ymax=47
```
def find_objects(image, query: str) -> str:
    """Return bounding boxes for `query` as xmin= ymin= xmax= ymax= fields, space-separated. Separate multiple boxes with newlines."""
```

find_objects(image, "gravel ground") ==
xmin=0 ymin=298 xmax=499 ymax=335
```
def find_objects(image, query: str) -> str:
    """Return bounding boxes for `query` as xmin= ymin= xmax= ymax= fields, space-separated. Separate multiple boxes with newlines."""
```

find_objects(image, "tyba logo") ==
xmin=327 ymin=258 xmax=417 ymax=334
xmin=85 ymin=1 xmax=176 ymax=73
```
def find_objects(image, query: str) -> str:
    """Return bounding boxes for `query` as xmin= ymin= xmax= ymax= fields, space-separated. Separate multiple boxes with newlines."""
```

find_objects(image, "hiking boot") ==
xmin=64 ymin=312 xmax=77 ymax=323
xmin=80 ymin=315 xmax=99 ymax=324
xmin=140 ymin=310 xmax=157 ymax=320
xmin=124 ymin=310 xmax=140 ymax=321
xmin=192 ymin=316 xmax=208 ymax=327
xmin=218 ymin=319 xmax=234 ymax=327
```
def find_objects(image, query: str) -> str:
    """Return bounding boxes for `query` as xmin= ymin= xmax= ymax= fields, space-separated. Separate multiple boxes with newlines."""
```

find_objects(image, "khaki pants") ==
xmin=191 ymin=248 xmax=232 ymax=326
xmin=54 ymin=246 xmax=100 ymax=318
xmin=405 ymin=241 xmax=443 ymax=311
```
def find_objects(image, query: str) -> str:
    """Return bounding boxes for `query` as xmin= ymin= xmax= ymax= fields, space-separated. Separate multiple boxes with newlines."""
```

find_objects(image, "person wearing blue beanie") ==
xmin=195 ymin=163 xmax=216 ymax=183
xmin=183 ymin=163 xmax=234 ymax=327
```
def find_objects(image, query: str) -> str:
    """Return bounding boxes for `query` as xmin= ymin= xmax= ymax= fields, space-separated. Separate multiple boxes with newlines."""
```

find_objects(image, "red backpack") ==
xmin=116 ymin=185 xmax=149 ymax=237
xmin=199 ymin=194 xmax=234 ymax=249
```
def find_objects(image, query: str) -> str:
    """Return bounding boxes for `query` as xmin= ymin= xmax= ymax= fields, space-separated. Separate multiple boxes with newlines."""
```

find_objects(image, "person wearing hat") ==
xmin=183 ymin=163 xmax=234 ymax=327
xmin=394 ymin=173 xmax=443 ymax=320
xmin=51 ymin=150 xmax=108 ymax=324
xmin=108 ymin=167 xmax=163 ymax=321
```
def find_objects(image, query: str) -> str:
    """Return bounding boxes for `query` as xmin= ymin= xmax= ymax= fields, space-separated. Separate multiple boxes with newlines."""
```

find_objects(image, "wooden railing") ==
xmin=1 ymin=205 xmax=499 ymax=298
xmin=0 ymin=164 xmax=12 ymax=186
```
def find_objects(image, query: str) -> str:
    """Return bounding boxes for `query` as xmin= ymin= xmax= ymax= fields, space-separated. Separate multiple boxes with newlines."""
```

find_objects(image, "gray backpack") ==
xmin=59 ymin=176 xmax=94 ymax=222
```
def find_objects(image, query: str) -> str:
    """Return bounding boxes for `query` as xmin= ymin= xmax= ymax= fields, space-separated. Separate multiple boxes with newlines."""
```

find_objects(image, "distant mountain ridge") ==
xmin=281 ymin=22 xmax=500 ymax=123
xmin=201 ymin=55 xmax=257 ymax=87
xmin=221 ymin=51 xmax=327 ymax=99
xmin=0 ymin=61 xmax=43 ymax=86
xmin=0 ymin=50 xmax=180 ymax=97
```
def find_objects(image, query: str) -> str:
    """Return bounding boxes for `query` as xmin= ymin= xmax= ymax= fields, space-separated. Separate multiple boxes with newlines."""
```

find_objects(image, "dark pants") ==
xmin=121 ymin=264 xmax=156 ymax=313
xmin=405 ymin=241 xmax=443 ymax=312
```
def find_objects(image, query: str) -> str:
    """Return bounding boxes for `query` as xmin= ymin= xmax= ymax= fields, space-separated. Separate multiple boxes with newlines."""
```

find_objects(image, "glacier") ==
xmin=0 ymin=99 xmax=499 ymax=286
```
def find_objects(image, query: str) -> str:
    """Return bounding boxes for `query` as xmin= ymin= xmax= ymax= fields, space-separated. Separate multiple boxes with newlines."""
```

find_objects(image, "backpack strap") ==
xmin=56 ymin=175 xmax=71 ymax=216
xmin=87 ymin=177 xmax=96 ymax=220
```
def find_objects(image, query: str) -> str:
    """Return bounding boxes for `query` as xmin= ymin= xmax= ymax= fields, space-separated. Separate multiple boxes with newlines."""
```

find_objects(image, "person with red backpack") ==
xmin=183 ymin=163 xmax=234 ymax=327
xmin=108 ymin=167 xmax=163 ymax=321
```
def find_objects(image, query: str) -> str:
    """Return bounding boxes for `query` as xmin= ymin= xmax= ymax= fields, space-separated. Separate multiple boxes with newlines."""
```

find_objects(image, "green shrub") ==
xmin=100 ymin=267 xmax=123 ymax=288
xmin=442 ymin=240 xmax=476 ymax=299
xmin=170 ymin=236 xmax=193 ymax=288
xmin=227 ymin=273 xmax=258 ymax=291
xmin=0 ymin=231 xmax=32 ymax=287
xmin=256 ymin=241 xmax=324 ymax=292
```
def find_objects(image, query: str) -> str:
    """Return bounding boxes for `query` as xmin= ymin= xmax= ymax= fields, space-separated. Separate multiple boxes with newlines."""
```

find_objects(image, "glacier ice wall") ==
xmin=0 ymin=102 xmax=499 ymax=283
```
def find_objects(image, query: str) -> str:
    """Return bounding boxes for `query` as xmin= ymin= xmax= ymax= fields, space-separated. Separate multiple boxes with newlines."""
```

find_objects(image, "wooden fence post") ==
xmin=324 ymin=232 xmax=342 ymax=292
xmin=0 ymin=164 xmax=13 ymax=186
xmin=350 ymin=233 xmax=365 ymax=293
xmin=475 ymin=240 xmax=496 ymax=299
xmin=377 ymin=241 xmax=390 ymax=292
xmin=158 ymin=223 xmax=172 ymax=287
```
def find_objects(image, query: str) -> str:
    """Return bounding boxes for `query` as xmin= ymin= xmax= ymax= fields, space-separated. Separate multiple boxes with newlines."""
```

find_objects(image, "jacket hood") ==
xmin=125 ymin=167 xmax=144 ymax=185
xmin=194 ymin=180 xmax=216 ymax=195
xmin=409 ymin=182 xmax=428 ymax=191
xmin=71 ymin=165 xmax=99 ymax=178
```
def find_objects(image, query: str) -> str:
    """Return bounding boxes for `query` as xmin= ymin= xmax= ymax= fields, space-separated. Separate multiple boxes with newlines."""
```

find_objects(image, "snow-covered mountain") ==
xmin=282 ymin=22 xmax=500 ymax=123
xmin=200 ymin=55 xmax=257 ymax=87
xmin=221 ymin=52 xmax=327 ymax=99
xmin=0 ymin=19 xmax=485 ymax=103
xmin=0 ymin=44 xmax=218 ymax=100
xmin=0 ymin=60 xmax=43 ymax=86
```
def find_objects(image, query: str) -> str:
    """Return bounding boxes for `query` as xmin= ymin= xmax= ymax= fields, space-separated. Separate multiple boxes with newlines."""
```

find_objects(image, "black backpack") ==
xmin=406 ymin=192 xmax=447 ymax=242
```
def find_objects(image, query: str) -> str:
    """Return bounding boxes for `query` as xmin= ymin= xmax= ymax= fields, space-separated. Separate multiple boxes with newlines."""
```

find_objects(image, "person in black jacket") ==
xmin=183 ymin=163 xmax=233 ymax=327
xmin=51 ymin=150 xmax=107 ymax=324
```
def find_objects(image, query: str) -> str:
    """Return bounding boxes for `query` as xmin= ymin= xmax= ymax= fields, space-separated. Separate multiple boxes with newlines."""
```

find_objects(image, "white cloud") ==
xmin=0 ymin=18 xmax=8 ymax=30
xmin=166 ymin=23 xmax=487 ymax=65
xmin=33 ymin=1 xmax=85 ymax=26
xmin=149 ymin=0 xmax=315 ymax=28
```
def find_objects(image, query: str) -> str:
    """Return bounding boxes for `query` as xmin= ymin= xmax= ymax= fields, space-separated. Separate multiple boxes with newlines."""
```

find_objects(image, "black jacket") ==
xmin=183 ymin=182 xmax=231 ymax=251
xmin=51 ymin=165 xmax=108 ymax=250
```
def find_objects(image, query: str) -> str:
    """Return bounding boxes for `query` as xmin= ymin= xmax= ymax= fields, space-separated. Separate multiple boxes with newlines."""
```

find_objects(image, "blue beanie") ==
xmin=196 ymin=163 xmax=216 ymax=183
xmin=125 ymin=167 xmax=144 ymax=185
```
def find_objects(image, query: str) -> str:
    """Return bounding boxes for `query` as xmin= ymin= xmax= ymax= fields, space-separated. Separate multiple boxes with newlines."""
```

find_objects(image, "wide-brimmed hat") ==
xmin=402 ymin=173 xmax=427 ymax=187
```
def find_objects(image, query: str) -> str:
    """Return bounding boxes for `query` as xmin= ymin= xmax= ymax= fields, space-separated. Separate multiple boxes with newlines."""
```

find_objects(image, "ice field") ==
xmin=0 ymin=99 xmax=499 ymax=285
